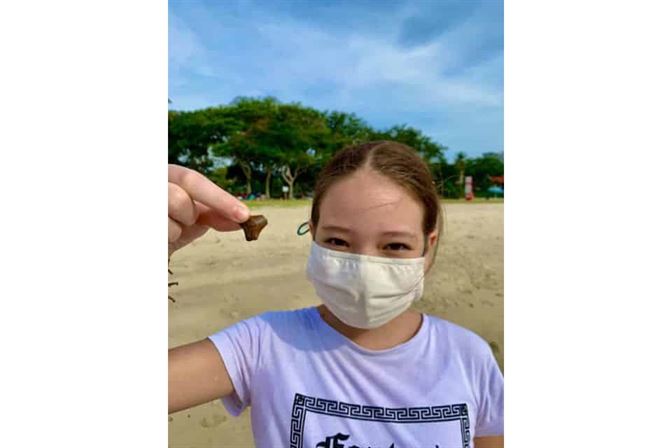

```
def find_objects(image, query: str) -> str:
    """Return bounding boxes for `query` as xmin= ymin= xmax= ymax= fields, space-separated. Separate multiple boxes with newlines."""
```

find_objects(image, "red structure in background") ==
xmin=465 ymin=176 xmax=474 ymax=201
xmin=490 ymin=175 xmax=504 ymax=186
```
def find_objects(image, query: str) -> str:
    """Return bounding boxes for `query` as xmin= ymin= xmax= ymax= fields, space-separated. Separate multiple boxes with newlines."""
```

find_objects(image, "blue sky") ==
xmin=169 ymin=0 xmax=503 ymax=159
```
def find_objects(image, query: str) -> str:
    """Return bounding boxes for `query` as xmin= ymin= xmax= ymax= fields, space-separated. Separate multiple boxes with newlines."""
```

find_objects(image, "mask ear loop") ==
xmin=405 ymin=233 xmax=430 ymax=296
xmin=394 ymin=259 xmax=427 ymax=298
xmin=297 ymin=221 xmax=310 ymax=236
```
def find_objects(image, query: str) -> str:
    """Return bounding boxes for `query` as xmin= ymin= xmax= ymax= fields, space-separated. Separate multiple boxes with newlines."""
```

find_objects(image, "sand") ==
xmin=168 ymin=202 xmax=503 ymax=447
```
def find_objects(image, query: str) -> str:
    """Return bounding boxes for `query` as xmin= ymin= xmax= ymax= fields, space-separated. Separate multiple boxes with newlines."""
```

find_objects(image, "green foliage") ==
xmin=374 ymin=124 xmax=447 ymax=165
xmin=465 ymin=154 xmax=504 ymax=194
xmin=271 ymin=103 xmax=332 ymax=198
xmin=168 ymin=97 xmax=504 ymax=199
xmin=209 ymin=97 xmax=281 ymax=194
xmin=208 ymin=166 xmax=233 ymax=190
xmin=168 ymin=108 xmax=239 ymax=172
xmin=323 ymin=110 xmax=374 ymax=153
xmin=432 ymin=158 xmax=461 ymax=198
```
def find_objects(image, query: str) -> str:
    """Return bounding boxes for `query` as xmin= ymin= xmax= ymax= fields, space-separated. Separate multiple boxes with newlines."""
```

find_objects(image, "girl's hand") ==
xmin=168 ymin=164 xmax=250 ymax=256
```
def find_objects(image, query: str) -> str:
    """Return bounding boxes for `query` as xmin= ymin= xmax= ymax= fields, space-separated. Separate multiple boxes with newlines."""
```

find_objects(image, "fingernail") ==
xmin=234 ymin=205 xmax=250 ymax=222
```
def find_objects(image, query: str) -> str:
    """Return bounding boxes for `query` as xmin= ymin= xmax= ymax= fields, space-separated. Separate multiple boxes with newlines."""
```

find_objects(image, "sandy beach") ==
xmin=168 ymin=202 xmax=503 ymax=447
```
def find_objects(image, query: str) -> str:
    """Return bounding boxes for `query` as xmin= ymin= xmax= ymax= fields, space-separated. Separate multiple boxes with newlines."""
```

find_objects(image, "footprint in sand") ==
xmin=199 ymin=413 xmax=228 ymax=428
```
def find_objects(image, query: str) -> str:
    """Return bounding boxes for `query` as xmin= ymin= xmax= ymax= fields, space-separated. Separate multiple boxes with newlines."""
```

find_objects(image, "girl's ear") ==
xmin=427 ymin=228 xmax=439 ymax=250
xmin=309 ymin=220 xmax=315 ymax=239
xmin=424 ymin=228 xmax=440 ymax=272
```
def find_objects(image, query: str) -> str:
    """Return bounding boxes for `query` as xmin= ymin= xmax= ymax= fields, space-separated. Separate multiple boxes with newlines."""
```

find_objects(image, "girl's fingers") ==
xmin=168 ymin=164 xmax=250 ymax=223
xmin=169 ymin=218 xmax=183 ymax=243
xmin=168 ymin=223 xmax=209 ymax=257
xmin=168 ymin=182 xmax=198 ymax=226
xmin=175 ymin=224 xmax=209 ymax=247
xmin=194 ymin=202 xmax=243 ymax=232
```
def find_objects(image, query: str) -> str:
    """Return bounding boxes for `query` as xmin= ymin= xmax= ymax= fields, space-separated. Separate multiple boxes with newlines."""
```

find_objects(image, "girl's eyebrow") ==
xmin=321 ymin=225 xmax=351 ymax=233
xmin=381 ymin=231 xmax=418 ymax=241
xmin=321 ymin=226 xmax=418 ymax=240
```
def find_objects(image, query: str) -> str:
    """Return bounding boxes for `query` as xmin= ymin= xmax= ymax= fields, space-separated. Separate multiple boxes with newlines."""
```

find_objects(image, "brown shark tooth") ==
xmin=240 ymin=215 xmax=268 ymax=241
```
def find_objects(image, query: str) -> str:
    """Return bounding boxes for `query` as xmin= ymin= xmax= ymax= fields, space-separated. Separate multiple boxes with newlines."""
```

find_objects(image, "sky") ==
xmin=169 ymin=0 xmax=503 ymax=159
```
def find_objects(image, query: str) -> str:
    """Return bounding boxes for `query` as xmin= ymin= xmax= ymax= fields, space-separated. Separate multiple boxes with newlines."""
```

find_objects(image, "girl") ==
xmin=168 ymin=141 xmax=504 ymax=448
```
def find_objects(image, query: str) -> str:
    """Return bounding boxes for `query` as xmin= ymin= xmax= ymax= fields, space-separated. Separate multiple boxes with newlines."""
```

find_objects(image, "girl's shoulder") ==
xmin=229 ymin=306 xmax=318 ymax=341
xmin=252 ymin=306 xmax=316 ymax=328
xmin=423 ymin=313 xmax=495 ymax=360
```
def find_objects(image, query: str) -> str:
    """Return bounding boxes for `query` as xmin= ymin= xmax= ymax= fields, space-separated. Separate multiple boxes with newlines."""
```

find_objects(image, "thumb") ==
xmin=195 ymin=202 xmax=243 ymax=232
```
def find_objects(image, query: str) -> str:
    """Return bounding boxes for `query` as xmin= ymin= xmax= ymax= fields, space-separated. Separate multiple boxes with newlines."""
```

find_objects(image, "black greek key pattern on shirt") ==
xmin=289 ymin=393 xmax=470 ymax=448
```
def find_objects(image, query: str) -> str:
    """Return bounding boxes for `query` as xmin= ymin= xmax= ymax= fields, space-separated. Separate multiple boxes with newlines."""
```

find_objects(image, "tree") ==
xmin=437 ymin=160 xmax=462 ymax=198
xmin=210 ymin=97 xmax=280 ymax=196
xmin=454 ymin=151 xmax=468 ymax=193
xmin=168 ymin=107 xmax=241 ymax=173
xmin=208 ymin=166 xmax=233 ymax=190
xmin=322 ymin=110 xmax=373 ymax=153
xmin=169 ymin=110 xmax=210 ymax=168
xmin=375 ymin=124 xmax=447 ymax=166
xmin=168 ymin=97 xmax=501 ymax=201
xmin=465 ymin=154 xmax=504 ymax=195
xmin=271 ymin=103 xmax=330 ymax=199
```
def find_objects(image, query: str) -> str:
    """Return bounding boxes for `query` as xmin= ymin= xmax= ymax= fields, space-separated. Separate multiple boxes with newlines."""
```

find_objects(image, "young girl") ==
xmin=168 ymin=141 xmax=504 ymax=448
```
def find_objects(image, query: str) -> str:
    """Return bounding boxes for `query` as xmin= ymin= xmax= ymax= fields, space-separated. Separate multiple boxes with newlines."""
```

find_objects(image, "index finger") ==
xmin=168 ymin=164 xmax=250 ymax=223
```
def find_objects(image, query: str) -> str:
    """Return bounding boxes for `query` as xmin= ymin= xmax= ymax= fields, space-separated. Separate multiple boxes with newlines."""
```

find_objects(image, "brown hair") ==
xmin=311 ymin=140 xmax=443 ymax=268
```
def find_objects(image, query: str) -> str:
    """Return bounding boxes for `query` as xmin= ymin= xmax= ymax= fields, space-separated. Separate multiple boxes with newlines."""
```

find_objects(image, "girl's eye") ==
xmin=325 ymin=238 xmax=349 ymax=247
xmin=384 ymin=243 xmax=411 ymax=251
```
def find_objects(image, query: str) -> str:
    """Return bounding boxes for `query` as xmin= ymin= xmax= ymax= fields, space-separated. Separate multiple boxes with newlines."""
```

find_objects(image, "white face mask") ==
xmin=306 ymin=242 xmax=425 ymax=329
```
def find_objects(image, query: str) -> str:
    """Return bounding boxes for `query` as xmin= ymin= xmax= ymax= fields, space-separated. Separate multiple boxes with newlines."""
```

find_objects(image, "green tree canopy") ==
xmin=168 ymin=96 xmax=502 ymax=199
xmin=209 ymin=97 xmax=281 ymax=195
xmin=374 ymin=124 xmax=447 ymax=165
xmin=168 ymin=108 xmax=239 ymax=172
xmin=465 ymin=153 xmax=504 ymax=194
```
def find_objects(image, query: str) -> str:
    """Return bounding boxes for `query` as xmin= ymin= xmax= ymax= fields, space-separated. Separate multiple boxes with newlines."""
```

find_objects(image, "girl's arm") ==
xmin=167 ymin=165 xmax=253 ymax=414
xmin=168 ymin=339 xmax=234 ymax=414
xmin=474 ymin=436 xmax=504 ymax=448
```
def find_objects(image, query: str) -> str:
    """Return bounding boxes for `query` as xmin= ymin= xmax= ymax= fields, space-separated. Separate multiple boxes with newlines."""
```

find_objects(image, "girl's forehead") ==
xmin=319 ymin=172 xmax=424 ymax=232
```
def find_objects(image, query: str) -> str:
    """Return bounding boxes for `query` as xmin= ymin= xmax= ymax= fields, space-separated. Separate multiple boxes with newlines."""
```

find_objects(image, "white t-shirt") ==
xmin=208 ymin=307 xmax=503 ymax=448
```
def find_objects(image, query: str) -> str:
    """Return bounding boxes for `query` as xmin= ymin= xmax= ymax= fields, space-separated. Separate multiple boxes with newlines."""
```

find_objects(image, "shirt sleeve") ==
xmin=474 ymin=351 xmax=504 ymax=436
xmin=207 ymin=315 xmax=266 ymax=416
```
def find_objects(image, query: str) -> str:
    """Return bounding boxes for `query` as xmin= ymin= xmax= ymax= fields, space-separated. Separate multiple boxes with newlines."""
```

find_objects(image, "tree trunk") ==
xmin=240 ymin=161 xmax=252 ymax=196
xmin=265 ymin=167 xmax=272 ymax=198
xmin=281 ymin=165 xmax=301 ymax=200
xmin=457 ymin=168 xmax=465 ymax=196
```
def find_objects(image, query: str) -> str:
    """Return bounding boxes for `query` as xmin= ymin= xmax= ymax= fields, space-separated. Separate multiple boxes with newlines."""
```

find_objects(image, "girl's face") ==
xmin=310 ymin=169 xmax=438 ymax=271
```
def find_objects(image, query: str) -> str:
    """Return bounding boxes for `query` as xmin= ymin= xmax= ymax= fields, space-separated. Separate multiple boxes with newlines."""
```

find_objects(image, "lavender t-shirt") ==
xmin=208 ymin=307 xmax=503 ymax=448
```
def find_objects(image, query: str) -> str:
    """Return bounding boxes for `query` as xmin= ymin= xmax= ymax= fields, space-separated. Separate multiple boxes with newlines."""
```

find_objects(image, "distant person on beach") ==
xmin=168 ymin=141 xmax=504 ymax=448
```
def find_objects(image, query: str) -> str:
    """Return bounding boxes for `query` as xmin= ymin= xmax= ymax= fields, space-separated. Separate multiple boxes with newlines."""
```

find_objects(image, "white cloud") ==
xmin=249 ymin=18 xmax=501 ymax=109
xmin=169 ymin=12 xmax=215 ymax=79
xmin=168 ymin=1 xmax=503 ymax=153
